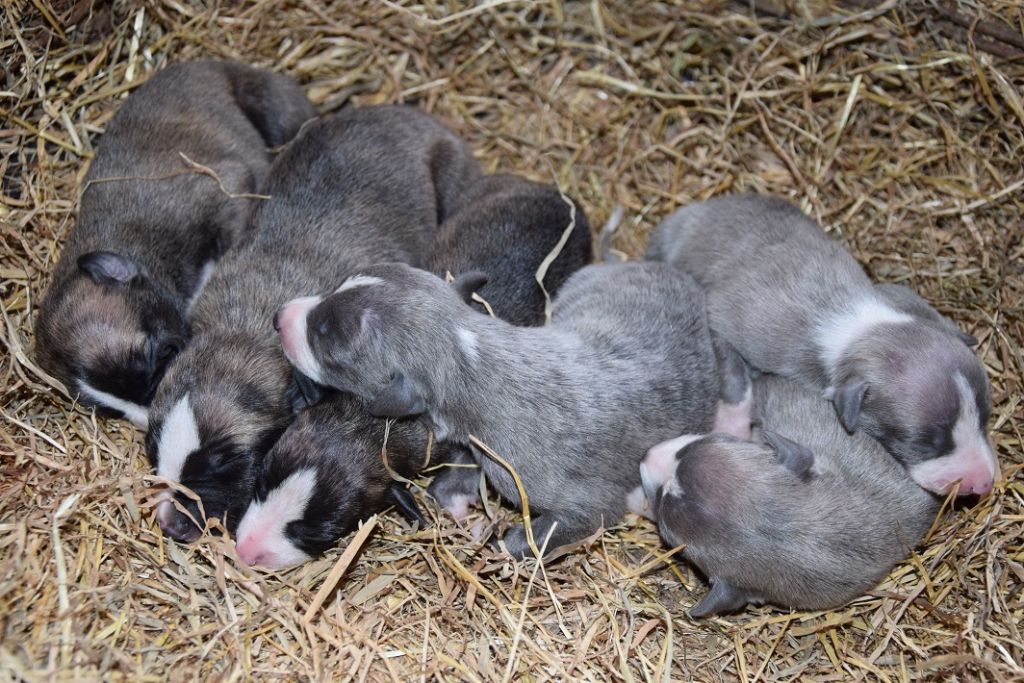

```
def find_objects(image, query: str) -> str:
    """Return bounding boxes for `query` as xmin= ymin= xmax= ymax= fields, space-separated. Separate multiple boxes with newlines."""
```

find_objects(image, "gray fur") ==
xmin=647 ymin=375 xmax=939 ymax=616
xmin=297 ymin=260 xmax=719 ymax=558
xmin=146 ymin=105 xmax=481 ymax=539
xmin=250 ymin=174 xmax=594 ymax=560
xmin=874 ymin=283 xmax=978 ymax=346
xmin=35 ymin=59 xmax=315 ymax=420
xmin=646 ymin=193 xmax=993 ymax=485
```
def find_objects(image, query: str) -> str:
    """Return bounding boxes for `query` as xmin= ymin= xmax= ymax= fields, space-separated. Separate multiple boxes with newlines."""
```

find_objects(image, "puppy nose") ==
xmin=965 ymin=473 xmax=994 ymax=496
xmin=157 ymin=501 xmax=201 ymax=542
xmin=236 ymin=540 xmax=268 ymax=567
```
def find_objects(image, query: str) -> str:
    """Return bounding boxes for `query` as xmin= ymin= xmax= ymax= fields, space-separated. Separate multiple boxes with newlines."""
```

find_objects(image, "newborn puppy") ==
xmin=429 ymin=174 xmax=593 ymax=325
xmin=235 ymin=175 xmax=593 ymax=568
xmin=278 ymin=260 xmax=719 ymax=558
xmin=35 ymin=60 xmax=315 ymax=427
xmin=646 ymin=194 xmax=995 ymax=495
xmin=641 ymin=375 xmax=939 ymax=617
xmin=145 ymin=106 xmax=481 ymax=542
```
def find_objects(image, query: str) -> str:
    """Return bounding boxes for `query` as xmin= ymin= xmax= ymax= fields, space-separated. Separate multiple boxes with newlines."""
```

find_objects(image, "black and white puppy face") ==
xmin=276 ymin=263 xmax=488 ymax=421
xmin=831 ymin=324 xmax=994 ymax=495
xmin=234 ymin=394 xmax=432 ymax=569
xmin=145 ymin=336 xmax=293 ymax=541
xmin=35 ymin=252 xmax=187 ymax=427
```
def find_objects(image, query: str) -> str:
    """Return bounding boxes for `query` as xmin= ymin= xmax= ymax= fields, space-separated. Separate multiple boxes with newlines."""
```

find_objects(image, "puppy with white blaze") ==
xmin=640 ymin=375 xmax=939 ymax=617
xmin=646 ymin=193 xmax=996 ymax=496
xmin=35 ymin=60 xmax=315 ymax=428
xmin=276 ymin=260 xmax=719 ymax=559
xmin=235 ymin=175 xmax=593 ymax=568
xmin=145 ymin=106 xmax=481 ymax=542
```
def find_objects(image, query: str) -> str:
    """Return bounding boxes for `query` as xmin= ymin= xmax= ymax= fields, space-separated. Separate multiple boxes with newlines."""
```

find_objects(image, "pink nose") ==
xmin=959 ymin=470 xmax=994 ymax=496
xmin=236 ymin=538 xmax=267 ymax=566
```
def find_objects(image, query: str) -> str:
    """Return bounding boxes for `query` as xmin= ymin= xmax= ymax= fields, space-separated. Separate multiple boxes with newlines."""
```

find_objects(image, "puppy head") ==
xmin=236 ymin=395 xmax=433 ymax=569
xmin=145 ymin=335 xmax=294 ymax=541
xmin=276 ymin=264 xmax=488 ymax=420
xmin=35 ymin=251 xmax=187 ymax=427
xmin=830 ymin=324 xmax=994 ymax=495
xmin=646 ymin=434 xmax=813 ymax=617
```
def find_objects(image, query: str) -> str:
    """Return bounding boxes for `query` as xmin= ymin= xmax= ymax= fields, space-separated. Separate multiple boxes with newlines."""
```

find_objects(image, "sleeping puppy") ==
xmin=275 ymin=260 xmax=719 ymax=559
xmin=145 ymin=105 xmax=481 ymax=542
xmin=234 ymin=175 xmax=593 ymax=568
xmin=640 ymin=375 xmax=939 ymax=617
xmin=35 ymin=59 xmax=315 ymax=428
xmin=647 ymin=194 xmax=995 ymax=496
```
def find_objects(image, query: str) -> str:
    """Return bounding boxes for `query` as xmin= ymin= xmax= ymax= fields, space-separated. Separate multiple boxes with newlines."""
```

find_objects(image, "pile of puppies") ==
xmin=37 ymin=60 xmax=997 ymax=617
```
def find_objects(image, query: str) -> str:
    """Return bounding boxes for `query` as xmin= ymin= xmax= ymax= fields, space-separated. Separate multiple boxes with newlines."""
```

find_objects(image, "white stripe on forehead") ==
xmin=951 ymin=372 xmax=996 ymax=474
xmin=156 ymin=393 xmax=200 ymax=483
xmin=235 ymin=468 xmax=317 ymax=568
xmin=817 ymin=297 xmax=913 ymax=372
xmin=335 ymin=275 xmax=385 ymax=294
xmin=77 ymin=380 xmax=149 ymax=428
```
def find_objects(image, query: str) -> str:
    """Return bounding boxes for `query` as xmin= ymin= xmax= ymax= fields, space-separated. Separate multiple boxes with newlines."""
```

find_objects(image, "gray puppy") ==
xmin=640 ymin=374 xmax=939 ymax=617
xmin=145 ymin=105 xmax=481 ymax=542
xmin=276 ymin=260 xmax=719 ymax=558
xmin=234 ymin=175 xmax=593 ymax=568
xmin=646 ymin=194 xmax=995 ymax=496
xmin=35 ymin=60 xmax=315 ymax=428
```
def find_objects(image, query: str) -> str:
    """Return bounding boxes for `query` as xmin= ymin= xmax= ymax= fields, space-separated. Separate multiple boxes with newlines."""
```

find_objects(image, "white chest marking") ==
xmin=156 ymin=393 xmax=200 ymax=483
xmin=77 ymin=380 xmax=149 ymax=429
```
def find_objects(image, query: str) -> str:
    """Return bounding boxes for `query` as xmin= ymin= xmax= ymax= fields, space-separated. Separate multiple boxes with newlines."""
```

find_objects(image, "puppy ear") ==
xmin=78 ymin=251 xmax=142 ymax=286
xmin=450 ymin=271 xmax=489 ymax=304
xmin=367 ymin=372 xmax=426 ymax=418
xmin=957 ymin=330 xmax=979 ymax=348
xmin=690 ymin=578 xmax=750 ymax=618
xmin=827 ymin=378 xmax=868 ymax=433
xmin=761 ymin=430 xmax=814 ymax=479
xmin=386 ymin=484 xmax=427 ymax=527
xmin=285 ymin=370 xmax=324 ymax=414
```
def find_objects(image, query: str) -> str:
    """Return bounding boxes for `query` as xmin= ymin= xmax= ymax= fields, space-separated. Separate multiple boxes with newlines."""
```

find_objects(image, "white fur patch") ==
xmin=645 ymin=434 xmax=703 ymax=478
xmin=185 ymin=260 xmax=217 ymax=315
xmin=662 ymin=476 xmax=684 ymax=498
xmin=235 ymin=469 xmax=317 ymax=569
xmin=713 ymin=386 xmax=753 ymax=440
xmin=909 ymin=373 xmax=996 ymax=495
xmin=817 ymin=298 xmax=913 ymax=372
xmin=443 ymin=493 xmax=477 ymax=521
xmin=625 ymin=485 xmax=653 ymax=520
xmin=456 ymin=328 xmax=479 ymax=364
xmin=77 ymin=380 xmax=149 ymax=428
xmin=335 ymin=275 xmax=384 ymax=294
xmin=278 ymin=296 xmax=324 ymax=383
xmin=156 ymin=393 xmax=199 ymax=483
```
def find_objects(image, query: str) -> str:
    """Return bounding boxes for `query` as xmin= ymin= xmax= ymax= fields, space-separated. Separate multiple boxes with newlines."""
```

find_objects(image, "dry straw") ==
xmin=2 ymin=0 xmax=1023 ymax=680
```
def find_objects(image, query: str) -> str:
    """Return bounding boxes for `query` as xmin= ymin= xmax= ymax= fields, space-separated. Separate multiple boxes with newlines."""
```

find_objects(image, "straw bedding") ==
xmin=1 ymin=1 xmax=1022 ymax=680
